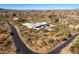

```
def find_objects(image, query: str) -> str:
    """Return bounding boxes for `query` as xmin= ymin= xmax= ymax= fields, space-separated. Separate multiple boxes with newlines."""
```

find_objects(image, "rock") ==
xmin=13 ymin=17 xmax=19 ymax=20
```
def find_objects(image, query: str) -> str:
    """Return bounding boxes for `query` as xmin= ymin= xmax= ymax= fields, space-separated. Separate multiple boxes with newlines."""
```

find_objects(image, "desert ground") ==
xmin=0 ymin=9 xmax=79 ymax=54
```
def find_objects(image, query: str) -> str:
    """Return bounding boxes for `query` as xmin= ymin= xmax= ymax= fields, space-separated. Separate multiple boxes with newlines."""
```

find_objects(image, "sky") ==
xmin=0 ymin=4 xmax=79 ymax=10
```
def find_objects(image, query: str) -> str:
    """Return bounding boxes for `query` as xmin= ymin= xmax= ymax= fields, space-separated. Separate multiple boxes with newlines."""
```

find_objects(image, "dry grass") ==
xmin=70 ymin=35 xmax=79 ymax=54
xmin=1 ymin=10 xmax=79 ymax=53
xmin=0 ymin=20 xmax=16 ymax=53
xmin=12 ymin=10 xmax=79 ymax=53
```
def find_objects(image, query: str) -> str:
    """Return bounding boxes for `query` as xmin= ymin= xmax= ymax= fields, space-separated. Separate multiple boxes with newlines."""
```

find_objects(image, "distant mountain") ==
xmin=0 ymin=8 xmax=16 ymax=10
xmin=0 ymin=8 xmax=6 ymax=11
xmin=0 ymin=8 xmax=18 ymax=12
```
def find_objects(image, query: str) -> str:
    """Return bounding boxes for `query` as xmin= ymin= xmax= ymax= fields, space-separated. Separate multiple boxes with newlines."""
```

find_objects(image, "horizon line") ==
xmin=0 ymin=4 xmax=79 ymax=10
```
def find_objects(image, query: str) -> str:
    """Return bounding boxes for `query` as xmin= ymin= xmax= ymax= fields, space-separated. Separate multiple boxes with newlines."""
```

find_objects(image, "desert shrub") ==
xmin=61 ymin=37 xmax=67 ymax=41
xmin=0 ymin=20 xmax=15 ymax=53
xmin=13 ymin=18 xmax=29 ymax=26
xmin=12 ymin=13 xmax=16 ymax=17
xmin=70 ymin=41 xmax=79 ymax=54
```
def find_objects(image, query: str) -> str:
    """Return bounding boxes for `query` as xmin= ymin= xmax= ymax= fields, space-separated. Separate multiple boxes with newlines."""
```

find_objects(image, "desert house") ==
xmin=22 ymin=22 xmax=54 ymax=31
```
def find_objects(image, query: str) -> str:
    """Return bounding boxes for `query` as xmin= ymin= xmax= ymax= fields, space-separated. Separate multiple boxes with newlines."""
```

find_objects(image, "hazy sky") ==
xmin=0 ymin=4 xmax=79 ymax=10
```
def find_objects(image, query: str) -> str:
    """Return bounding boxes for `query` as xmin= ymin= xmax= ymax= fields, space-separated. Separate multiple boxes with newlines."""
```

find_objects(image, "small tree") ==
xmin=12 ymin=13 xmax=16 ymax=17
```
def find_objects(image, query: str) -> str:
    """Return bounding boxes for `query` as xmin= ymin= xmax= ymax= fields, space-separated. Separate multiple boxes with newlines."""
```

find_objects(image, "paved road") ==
xmin=48 ymin=33 xmax=79 ymax=54
xmin=7 ymin=20 xmax=79 ymax=54
xmin=7 ymin=20 xmax=36 ymax=54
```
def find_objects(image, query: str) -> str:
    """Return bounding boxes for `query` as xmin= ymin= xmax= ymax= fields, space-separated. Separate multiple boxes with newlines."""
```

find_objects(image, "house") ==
xmin=22 ymin=22 xmax=54 ymax=31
